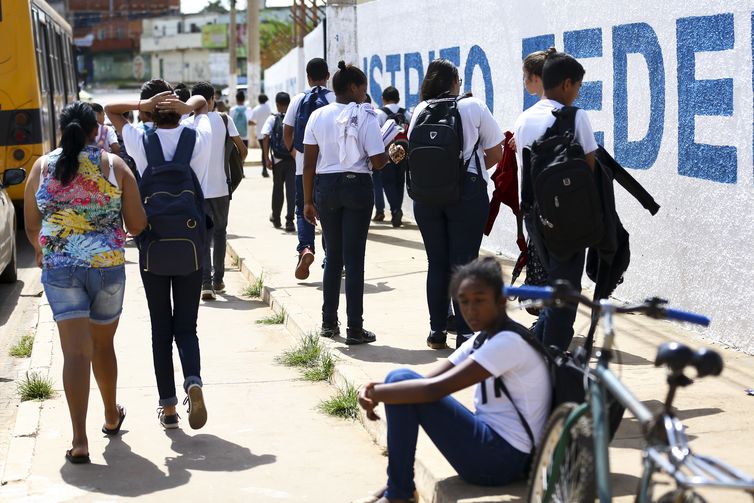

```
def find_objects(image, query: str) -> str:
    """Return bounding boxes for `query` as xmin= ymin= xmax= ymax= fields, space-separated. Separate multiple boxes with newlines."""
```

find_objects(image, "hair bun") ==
xmin=337 ymin=61 xmax=347 ymax=71
xmin=545 ymin=47 xmax=558 ymax=57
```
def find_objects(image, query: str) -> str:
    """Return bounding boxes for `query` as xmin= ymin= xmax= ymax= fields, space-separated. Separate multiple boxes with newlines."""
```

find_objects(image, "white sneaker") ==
xmin=184 ymin=384 xmax=207 ymax=430
xmin=201 ymin=288 xmax=216 ymax=301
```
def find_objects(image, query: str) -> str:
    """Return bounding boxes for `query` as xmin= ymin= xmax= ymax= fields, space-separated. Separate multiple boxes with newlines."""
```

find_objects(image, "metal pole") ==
xmin=247 ymin=0 xmax=261 ymax=98
xmin=229 ymin=0 xmax=238 ymax=101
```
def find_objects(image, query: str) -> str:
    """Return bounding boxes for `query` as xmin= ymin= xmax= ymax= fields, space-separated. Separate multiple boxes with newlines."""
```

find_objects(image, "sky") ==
xmin=181 ymin=0 xmax=293 ymax=14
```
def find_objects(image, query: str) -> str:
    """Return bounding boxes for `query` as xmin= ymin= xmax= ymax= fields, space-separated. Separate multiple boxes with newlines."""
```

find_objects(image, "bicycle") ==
xmin=504 ymin=282 xmax=754 ymax=503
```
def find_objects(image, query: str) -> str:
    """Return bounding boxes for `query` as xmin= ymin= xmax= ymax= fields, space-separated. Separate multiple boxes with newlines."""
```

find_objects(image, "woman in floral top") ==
xmin=24 ymin=102 xmax=147 ymax=464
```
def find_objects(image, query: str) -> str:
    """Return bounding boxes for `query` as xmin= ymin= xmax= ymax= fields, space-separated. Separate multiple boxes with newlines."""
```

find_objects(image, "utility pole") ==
xmin=229 ymin=0 xmax=238 ymax=100
xmin=247 ymin=0 xmax=261 ymax=100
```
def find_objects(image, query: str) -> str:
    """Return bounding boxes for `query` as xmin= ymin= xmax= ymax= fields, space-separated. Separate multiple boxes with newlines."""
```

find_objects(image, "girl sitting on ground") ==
xmin=358 ymin=257 xmax=552 ymax=502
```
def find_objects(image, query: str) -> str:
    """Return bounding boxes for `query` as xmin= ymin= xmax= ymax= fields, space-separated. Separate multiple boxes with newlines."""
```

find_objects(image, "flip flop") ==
xmin=101 ymin=405 xmax=126 ymax=436
xmin=65 ymin=449 xmax=90 ymax=464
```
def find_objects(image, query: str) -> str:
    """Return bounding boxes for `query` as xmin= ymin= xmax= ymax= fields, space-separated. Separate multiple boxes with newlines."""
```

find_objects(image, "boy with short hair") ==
xmin=513 ymin=49 xmax=598 ymax=352
xmin=262 ymin=92 xmax=295 ymax=232
xmin=249 ymin=94 xmax=272 ymax=177
xmin=282 ymin=58 xmax=335 ymax=280
xmin=374 ymin=86 xmax=411 ymax=227
xmin=229 ymin=90 xmax=251 ymax=147
xmin=90 ymin=103 xmax=120 ymax=154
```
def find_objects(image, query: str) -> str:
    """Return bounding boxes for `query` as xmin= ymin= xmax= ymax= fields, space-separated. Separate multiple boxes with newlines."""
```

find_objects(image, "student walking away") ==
xmin=405 ymin=58 xmax=504 ymax=350
xmin=357 ymin=258 xmax=551 ymax=502
xmin=213 ymin=89 xmax=227 ymax=113
xmin=262 ymin=92 xmax=296 ymax=232
xmin=189 ymin=81 xmax=248 ymax=301
xmin=229 ymin=90 xmax=251 ymax=147
xmin=23 ymin=102 xmax=147 ymax=464
xmin=513 ymin=48 xmax=599 ymax=351
xmin=106 ymin=79 xmax=213 ymax=430
xmin=283 ymin=57 xmax=335 ymax=280
xmin=374 ymin=86 xmax=411 ymax=227
xmin=249 ymin=94 xmax=272 ymax=177
xmin=302 ymin=61 xmax=394 ymax=345
xmin=90 ymin=103 xmax=120 ymax=154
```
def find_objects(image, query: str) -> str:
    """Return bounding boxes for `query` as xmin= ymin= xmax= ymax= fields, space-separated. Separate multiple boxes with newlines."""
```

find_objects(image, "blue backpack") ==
xmin=137 ymin=128 xmax=207 ymax=276
xmin=232 ymin=106 xmax=248 ymax=139
xmin=270 ymin=113 xmax=292 ymax=160
xmin=292 ymin=86 xmax=330 ymax=152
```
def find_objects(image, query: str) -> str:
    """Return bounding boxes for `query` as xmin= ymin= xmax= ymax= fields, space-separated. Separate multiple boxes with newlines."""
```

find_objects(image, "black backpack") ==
xmin=522 ymin=106 xmax=603 ymax=261
xmin=220 ymin=114 xmax=244 ymax=197
xmin=137 ymin=128 xmax=207 ymax=277
xmin=406 ymin=96 xmax=480 ymax=206
xmin=270 ymin=113 xmax=292 ymax=160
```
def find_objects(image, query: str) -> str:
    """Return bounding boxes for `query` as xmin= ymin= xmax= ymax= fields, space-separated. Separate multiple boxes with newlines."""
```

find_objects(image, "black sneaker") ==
xmin=446 ymin=314 xmax=457 ymax=334
xmin=284 ymin=221 xmax=295 ymax=232
xmin=345 ymin=327 xmax=376 ymax=345
xmin=372 ymin=211 xmax=385 ymax=222
xmin=391 ymin=209 xmax=403 ymax=228
xmin=455 ymin=334 xmax=470 ymax=349
xmin=157 ymin=407 xmax=179 ymax=429
xmin=426 ymin=331 xmax=449 ymax=349
xmin=320 ymin=322 xmax=341 ymax=338
xmin=212 ymin=281 xmax=226 ymax=294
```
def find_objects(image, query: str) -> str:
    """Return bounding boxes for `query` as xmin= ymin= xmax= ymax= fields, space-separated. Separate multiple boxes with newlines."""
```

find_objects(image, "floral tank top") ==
xmin=36 ymin=146 xmax=126 ymax=269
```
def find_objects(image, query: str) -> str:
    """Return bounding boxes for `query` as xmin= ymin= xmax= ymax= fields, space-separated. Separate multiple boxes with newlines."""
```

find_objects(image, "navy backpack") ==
xmin=137 ymin=128 xmax=207 ymax=276
xmin=270 ymin=113 xmax=292 ymax=160
xmin=292 ymin=86 xmax=330 ymax=153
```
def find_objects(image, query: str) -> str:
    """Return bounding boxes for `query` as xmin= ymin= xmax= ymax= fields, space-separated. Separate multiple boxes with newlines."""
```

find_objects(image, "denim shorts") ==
xmin=42 ymin=265 xmax=126 ymax=324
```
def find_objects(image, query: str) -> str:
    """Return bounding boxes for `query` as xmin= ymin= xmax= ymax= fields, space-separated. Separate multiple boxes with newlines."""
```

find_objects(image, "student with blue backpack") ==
xmin=262 ymin=92 xmax=296 ymax=232
xmin=283 ymin=58 xmax=336 ymax=280
xmin=106 ymin=79 xmax=213 ymax=430
xmin=229 ymin=90 xmax=251 ymax=147
xmin=513 ymin=48 xmax=599 ymax=351
xmin=405 ymin=59 xmax=504 ymax=350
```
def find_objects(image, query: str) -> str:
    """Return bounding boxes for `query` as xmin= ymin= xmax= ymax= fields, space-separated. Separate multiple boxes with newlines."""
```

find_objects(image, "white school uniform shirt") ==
xmin=375 ymin=103 xmax=412 ymax=127
xmin=283 ymin=86 xmax=336 ymax=176
xmin=303 ymin=102 xmax=384 ymax=175
xmin=448 ymin=330 xmax=552 ymax=453
xmin=513 ymin=99 xmax=598 ymax=173
xmin=95 ymin=124 xmax=118 ymax=152
xmin=249 ymin=102 xmax=272 ymax=140
xmin=407 ymin=97 xmax=503 ymax=182
xmin=183 ymin=111 xmax=239 ymax=199
xmin=121 ymin=114 xmax=212 ymax=194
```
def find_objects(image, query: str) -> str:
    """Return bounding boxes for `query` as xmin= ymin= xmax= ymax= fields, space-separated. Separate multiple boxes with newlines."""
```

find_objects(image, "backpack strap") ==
xmin=143 ymin=130 xmax=166 ymax=168
xmin=553 ymin=106 xmax=578 ymax=136
xmin=456 ymin=96 xmax=483 ymax=178
xmin=498 ymin=379 xmax=536 ymax=457
xmin=173 ymin=127 xmax=197 ymax=166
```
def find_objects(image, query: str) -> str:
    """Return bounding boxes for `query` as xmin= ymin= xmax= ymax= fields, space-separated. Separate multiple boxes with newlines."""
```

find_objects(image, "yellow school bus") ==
xmin=0 ymin=0 xmax=77 ymax=202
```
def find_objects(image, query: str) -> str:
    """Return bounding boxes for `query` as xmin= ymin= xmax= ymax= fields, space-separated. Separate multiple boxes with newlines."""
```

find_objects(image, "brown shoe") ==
xmin=295 ymin=248 xmax=315 ymax=280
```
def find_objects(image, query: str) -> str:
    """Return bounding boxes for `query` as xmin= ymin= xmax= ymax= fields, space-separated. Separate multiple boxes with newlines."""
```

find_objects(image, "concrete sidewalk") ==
xmin=228 ymin=153 xmax=754 ymax=503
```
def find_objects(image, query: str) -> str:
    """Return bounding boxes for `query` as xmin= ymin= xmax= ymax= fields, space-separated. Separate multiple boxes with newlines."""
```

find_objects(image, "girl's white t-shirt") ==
xmin=407 ymin=97 xmax=504 ymax=181
xmin=302 ymin=102 xmax=385 ymax=175
xmin=448 ymin=329 xmax=552 ymax=453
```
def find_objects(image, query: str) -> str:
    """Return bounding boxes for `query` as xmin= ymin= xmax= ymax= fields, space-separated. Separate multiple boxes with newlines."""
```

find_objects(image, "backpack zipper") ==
xmin=143 ymin=189 xmax=195 ymax=205
xmin=144 ymin=239 xmax=198 ymax=272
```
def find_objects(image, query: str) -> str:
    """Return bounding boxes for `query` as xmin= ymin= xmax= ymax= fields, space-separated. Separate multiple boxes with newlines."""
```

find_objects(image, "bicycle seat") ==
xmin=693 ymin=347 xmax=723 ymax=377
xmin=654 ymin=342 xmax=694 ymax=372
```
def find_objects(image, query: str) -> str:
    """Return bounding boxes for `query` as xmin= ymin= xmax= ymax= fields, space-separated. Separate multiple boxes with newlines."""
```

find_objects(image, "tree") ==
xmin=203 ymin=1 xmax=228 ymax=14
xmin=260 ymin=19 xmax=294 ymax=70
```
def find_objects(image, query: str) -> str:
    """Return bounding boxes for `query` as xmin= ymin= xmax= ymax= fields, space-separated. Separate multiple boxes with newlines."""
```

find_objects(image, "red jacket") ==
xmin=485 ymin=131 xmax=520 ymax=236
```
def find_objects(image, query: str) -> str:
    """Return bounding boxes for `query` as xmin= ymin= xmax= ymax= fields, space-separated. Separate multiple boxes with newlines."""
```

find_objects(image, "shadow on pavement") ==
xmin=434 ymin=476 xmax=526 ymax=501
xmin=335 ymin=344 xmax=449 ymax=366
xmin=60 ymin=432 xmax=275 ymax=497
xmin=206 ymin=295 xmax=267 ymax=311
xmin=367 ymin=232 xmax=427 ymax=252
xmin=610 ymin=472 xmax=643 ymax=497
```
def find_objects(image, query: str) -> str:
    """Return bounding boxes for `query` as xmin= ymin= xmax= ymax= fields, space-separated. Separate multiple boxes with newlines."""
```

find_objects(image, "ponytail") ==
xmin=56 ymin=102 xmax=98 ymax=185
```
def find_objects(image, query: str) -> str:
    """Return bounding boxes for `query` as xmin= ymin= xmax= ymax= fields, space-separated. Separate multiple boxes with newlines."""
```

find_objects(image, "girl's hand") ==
xmin=359 ymin=383 xmax=381 ymax=421
xmin=388 ymin=144 xmax=405 ymax=164
xmin=141 ymin=91 xmax=173 ymax=112
xmin=507 ymin=134 xmax=517 ymax=151
xmin=156 ymin=95 xmax=193 ymax=116
xmin=303 ymin=202 xmax=318 ymax=226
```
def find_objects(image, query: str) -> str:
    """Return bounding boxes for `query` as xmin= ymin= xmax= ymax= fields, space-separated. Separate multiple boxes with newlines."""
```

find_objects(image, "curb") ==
xmin=225 ymin=240 xmax=447 ymax=503
xmin=0 ymin=296 xmax=55 ymax=485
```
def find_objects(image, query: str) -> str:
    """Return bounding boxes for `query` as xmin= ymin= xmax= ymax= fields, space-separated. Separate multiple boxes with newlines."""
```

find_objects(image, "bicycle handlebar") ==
xmin=504 ymin=285 xmax=711 ymax=327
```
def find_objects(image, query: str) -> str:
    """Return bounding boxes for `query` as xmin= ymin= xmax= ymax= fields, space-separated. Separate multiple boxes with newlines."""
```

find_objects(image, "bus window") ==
xmin=31 ymin=7 xmax=51 ymax=148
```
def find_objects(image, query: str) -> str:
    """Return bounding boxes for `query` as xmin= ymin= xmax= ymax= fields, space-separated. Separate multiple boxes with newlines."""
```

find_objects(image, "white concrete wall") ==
xmin=356 ymin=0 xmax=754 ymax=353
xmin=264 ymin=47 xmax=304 ymax=96
xmin=303 ymin=22 xmax=326 ymax=65
xmin=150 ymin=49 xmax=218 ymax=84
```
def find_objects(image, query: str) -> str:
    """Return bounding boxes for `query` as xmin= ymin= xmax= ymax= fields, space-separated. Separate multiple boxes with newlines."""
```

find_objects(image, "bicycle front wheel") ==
xmin=527 ymin=402 xmax=596 ymax=503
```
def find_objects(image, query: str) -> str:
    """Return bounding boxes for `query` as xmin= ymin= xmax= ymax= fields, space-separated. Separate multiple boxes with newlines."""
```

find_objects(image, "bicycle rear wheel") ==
xmin=527 ymin=402 xmax=596 ymax=503
xmin=656 ymin=490 xmax=708 ymax=503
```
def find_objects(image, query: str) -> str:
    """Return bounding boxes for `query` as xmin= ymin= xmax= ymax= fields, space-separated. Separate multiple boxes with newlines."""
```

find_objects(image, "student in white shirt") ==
xmin=358 ymin=258 xmax=550 ymax=502
xmin=90 ymin=103 xmax=120 ymax=155
xmin=262 ymin=92 xmax=296 ymax=232
xmin=407 ymin=59 xmax=504 ymax=351
xmin=372 ymin=86 xmax=411 ymax=227
xmin=190 ymin=81 xmax=248 ymax=301
xmin=249 ymin=94 xmax=272 ymax=177
xmin=302 ymin=61 xmax=391 ymax=345
xmin=105 ymin=79 xmax=212 ymax=432
xmin=282 ymin=58 xmax=336 ymax=280
xmin=513 ymin=48 xmax=598 ymax=352
xmin=228 ymin=90 xmax=251 ymax=147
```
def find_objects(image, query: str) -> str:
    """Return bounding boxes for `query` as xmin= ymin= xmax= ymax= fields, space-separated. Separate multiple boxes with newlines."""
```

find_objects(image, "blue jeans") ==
xmin=315 ymin=172 xmax=373 ymax=327
xmin=140 ymin=268 xmax=203 ymax=406
xmin=202 ymin=196 xmax=230 ymax=287
xmin=42 ymin=265 xmax=126 ymax=323
xmin=413 ymin=172 xmax=489 ymax=336
xmin=383 ymin=369 xmax=531 ymax=499
xmin=295 ymin=174 xmax=316 ymax=254
xmin=373 ymin=162 xmax=406 ymax=214
xmin=532 ymin=248 xmax=586 ymax=351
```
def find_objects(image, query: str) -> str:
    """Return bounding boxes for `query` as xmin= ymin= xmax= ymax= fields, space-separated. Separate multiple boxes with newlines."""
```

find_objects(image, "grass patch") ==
xmin=276 ymin=332 xmax=337 ymax=382
xmin=17 ymin=371 xmax=54 ymax=401
xmin=242 ymin=275 xmax=264 ymax=298
xmin=9 ymin=334 xmax=34 ymax=358
xmin=318 ymin=382 xmax=359 ymax=419
xmin=256 ymin=308 xmax=286 ymax=325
